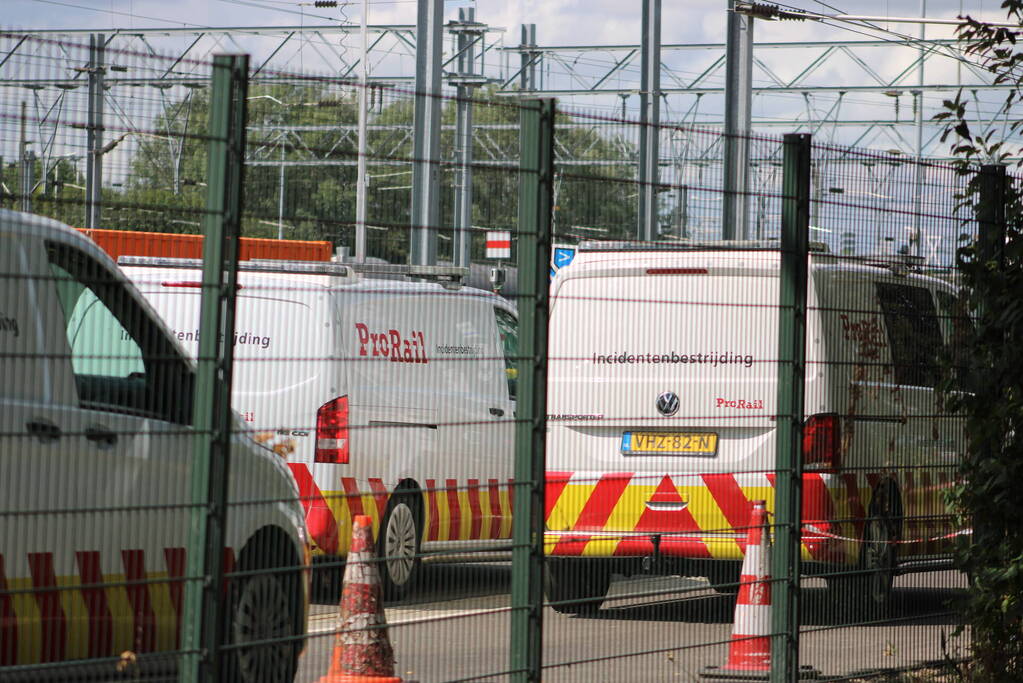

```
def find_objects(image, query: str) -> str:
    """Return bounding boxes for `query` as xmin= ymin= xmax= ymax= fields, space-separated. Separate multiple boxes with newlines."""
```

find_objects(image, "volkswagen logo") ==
xmin=656 ymin=391 xmax=680 ymax=417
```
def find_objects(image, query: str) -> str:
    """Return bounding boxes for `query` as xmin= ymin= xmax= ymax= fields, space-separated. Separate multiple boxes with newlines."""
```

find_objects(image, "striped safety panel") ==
xmin=307 ymin=476 xmax=516 ymax=556
xmin=544 ymin=469 xmax=957 ymax=564
xmin=0 ymin=547 xmax=234 ymax=666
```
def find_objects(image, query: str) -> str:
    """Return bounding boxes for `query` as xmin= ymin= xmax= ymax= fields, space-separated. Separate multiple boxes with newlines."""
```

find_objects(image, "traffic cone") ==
xmin=700 ymin=500 xmax=819 ymax=681
xmin=702 ymin=500 xmax=773 ymax=680
xmin=317 ymin=515 xmax=402 ymax=683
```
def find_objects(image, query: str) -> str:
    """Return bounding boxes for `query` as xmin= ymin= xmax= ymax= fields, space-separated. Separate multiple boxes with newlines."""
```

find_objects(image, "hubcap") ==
xmin=385 ymin=502 xmax=418 ymax=587
xmin=233 ymin=574 xmax=293 ymax=682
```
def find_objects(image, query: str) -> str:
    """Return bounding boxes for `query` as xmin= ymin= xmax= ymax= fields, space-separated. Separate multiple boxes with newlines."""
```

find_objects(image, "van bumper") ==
xmin=543 ymin=528 xmax=852 ymax=565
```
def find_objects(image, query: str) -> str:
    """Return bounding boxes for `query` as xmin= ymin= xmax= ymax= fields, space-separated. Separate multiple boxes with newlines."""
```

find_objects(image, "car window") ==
xmin=59 ymin=273 xmax=146 ymax=378
xmin=495 ymin=307 xmax=518 ymax=400
xmin=875 ymin=282 xmax=943 ymax=388
xmin=46 ymin=242 xmax=194 ymax=424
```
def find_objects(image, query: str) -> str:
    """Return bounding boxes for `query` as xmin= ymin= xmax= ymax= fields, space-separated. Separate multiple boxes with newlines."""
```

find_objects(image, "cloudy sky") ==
xmin=2 ymin=0 xmax=1018 ymax=155
xmin=2 ymin=0 xmax=1012 ymax=253
xmin=2 ymin=1 xmax=1005 ymax=44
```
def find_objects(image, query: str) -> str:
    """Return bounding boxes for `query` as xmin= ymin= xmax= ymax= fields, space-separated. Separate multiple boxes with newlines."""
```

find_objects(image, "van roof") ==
xmin=117 ymin=255 xmax=468 ymax=284
xmin=120 ymin=263 xmax=508 ymax=302
xmin=559 ymin=245 xmax=957 ymax=291
xmin=577 ymin=239 xmax=831 ymax=253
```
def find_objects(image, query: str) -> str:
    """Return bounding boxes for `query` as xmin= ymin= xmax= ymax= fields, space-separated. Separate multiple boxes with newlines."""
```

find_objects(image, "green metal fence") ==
xmin=0 ymin=30 xmax=986 ymax=683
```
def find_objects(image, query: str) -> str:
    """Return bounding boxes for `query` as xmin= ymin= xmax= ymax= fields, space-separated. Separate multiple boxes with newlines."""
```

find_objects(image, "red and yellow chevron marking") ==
xmin=315 ymin=477 xmax=515 ymax=557
xmin=544 ymin=469 xmax=957 ymax=564
xmin=0 ymin=547 xmax=233 ymax=666
xmin=421 ymin=478 xmax=514 ymax=543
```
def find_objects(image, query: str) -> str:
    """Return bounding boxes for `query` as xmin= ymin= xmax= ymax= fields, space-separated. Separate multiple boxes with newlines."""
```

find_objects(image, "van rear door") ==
xmin=545 ymin=253 xmax=811 ymax=548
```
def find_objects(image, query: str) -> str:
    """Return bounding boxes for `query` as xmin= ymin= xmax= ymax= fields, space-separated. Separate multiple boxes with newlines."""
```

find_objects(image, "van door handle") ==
xmin=26 ymin=420 xmax=61 ymax=444
xmin=489 ymin=407 xmax=505 ymax=417
xmin=85 ymin=427 xmax=118 ymax=449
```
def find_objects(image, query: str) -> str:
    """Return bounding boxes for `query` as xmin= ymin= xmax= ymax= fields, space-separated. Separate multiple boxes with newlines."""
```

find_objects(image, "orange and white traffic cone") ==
xmin=318 ymin=515 xmax=402 ymax=683
xmin=704 ymin=499 xmax=773 ymax=679
xmin=700 ymin=500 xmax=820 ymax=681
xmin=701 ymin=500 xmax=786 ymax=681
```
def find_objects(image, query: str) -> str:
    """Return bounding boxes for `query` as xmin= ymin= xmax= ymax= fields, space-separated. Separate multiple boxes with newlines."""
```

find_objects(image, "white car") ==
xmin=0 ymin=211 xmax=308 ymax=681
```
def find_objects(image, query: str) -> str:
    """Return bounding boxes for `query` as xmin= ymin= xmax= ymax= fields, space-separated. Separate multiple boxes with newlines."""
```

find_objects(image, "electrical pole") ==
xmin=723 ymin=1 xmax=753 ymax=240
xmin=913 ymin=0 xmax=926 ymax=257
xmin=450 ymin=8 xmax=487 ymax=267
xmin=355 ymin=0 xmax=368 ymax=261
xmin=638 ymin=0 xmax=661 ymax=241
xmin=520 ymin=24 xmax=538 ymax=91
xmin=410 ymin=0 xmax=444 ymax=266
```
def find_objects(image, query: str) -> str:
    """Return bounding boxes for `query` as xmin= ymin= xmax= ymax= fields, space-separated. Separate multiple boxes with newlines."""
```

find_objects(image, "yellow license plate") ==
xmin=620 ymin=431 xmax=718 ymax=456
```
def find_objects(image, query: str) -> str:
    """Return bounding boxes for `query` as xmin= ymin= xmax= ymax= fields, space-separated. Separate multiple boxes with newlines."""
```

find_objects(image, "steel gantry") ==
xmin=1 ymin=17 xmax=1011 ymax=163
xmin=0 ymin=5 xmax=1015 ymax=249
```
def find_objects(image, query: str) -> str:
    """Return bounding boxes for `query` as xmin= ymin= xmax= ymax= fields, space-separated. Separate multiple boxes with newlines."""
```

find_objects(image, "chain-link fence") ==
xmin=0 ymin=46 xmax=310 ymax=683
xmin=0 ymin=29 xmax=987 ymax=683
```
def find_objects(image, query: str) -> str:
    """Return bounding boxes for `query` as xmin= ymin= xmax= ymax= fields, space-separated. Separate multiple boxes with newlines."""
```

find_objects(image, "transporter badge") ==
xmin=656 ymin=391 xmax=680 ymax=417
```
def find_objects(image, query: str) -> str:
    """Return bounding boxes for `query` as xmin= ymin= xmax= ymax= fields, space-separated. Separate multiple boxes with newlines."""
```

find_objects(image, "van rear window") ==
xmin=875 ymin=282 xmax=943 ymax=388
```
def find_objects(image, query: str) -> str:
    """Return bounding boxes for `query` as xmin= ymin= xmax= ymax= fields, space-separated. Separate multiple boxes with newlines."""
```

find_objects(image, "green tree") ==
xmin=64 ymin=80 xmax=639 ymax=264
xmin=935 ymin=4 xmax=1023 ymax=679
xmin=3 ymin=155 xmax=85 ymax=227
xmin=359 ymin=85 xmax=639 ymax=261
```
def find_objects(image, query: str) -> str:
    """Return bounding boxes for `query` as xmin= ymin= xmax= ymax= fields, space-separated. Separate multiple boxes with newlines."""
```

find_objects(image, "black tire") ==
xmin=545 ymin=558 xmax=612 ymax=615
xmin=226 ymin=540 xmax=303 ymax=683
xmin=377 ymin=492 xmax=422 ymax=601
xmin=706 ymin=564 xmax=742 ymax=595
xmin=828 ymin=483 xmax=902 ymax=620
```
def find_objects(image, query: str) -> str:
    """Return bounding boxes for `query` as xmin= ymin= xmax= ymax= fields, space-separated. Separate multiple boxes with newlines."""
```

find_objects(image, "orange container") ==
xmin=78 ymin=228 xmax=333 ymax=262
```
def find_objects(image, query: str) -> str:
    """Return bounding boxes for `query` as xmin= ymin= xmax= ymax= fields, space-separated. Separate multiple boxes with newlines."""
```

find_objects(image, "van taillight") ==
xmin=315 ymin=396 xmax=349 ymax=464
xmin=803 ymin=413 xmax=840 ymax=471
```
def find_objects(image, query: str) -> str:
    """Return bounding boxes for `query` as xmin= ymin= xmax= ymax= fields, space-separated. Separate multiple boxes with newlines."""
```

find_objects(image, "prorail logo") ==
xmin=355 ymin=322 xmax=429 ymax=363
xmin=716 ymin=397 xmax=764 ymax=410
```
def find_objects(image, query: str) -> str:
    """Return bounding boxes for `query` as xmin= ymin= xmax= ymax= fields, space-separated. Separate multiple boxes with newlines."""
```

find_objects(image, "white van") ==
xmin=544 ymin=240 xmax=964 ymax=615
xmin=119 ymin=257 xmax=519 ymax=598
xmin=0 ymin=211 xmax=308 ymax=680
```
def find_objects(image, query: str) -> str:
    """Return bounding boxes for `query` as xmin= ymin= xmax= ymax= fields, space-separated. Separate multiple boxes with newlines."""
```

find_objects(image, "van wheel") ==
xmin=828 ymin=484 xmax=901 ymax=620
xmin=378 ymin=493 xmax=421 ymax=601
xmin=546 ymin=559 xmax=611 ymax=615
xmin=226 ymin=556 xmax=302 ymax=683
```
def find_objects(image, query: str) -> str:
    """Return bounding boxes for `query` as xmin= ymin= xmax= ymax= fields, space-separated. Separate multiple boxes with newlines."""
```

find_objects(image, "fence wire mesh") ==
xmin=0 ymin=27 xmax=991 ymax=683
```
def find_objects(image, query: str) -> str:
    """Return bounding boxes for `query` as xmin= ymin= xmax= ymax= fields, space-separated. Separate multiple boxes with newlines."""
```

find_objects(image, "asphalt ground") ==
xmin=296 ymin=565 xmax=968 ymax=683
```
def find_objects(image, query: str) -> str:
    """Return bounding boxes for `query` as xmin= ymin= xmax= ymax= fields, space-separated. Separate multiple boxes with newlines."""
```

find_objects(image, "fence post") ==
xmin=510 ymin=97 xmax=554 ymax=683
xmin=977 ymin=164 xmax=1006 ymax=268
xmin=771 ymin=132 xmax=811 ymax=683
xmin=179 ymin=53 xmax=248 ymax=683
